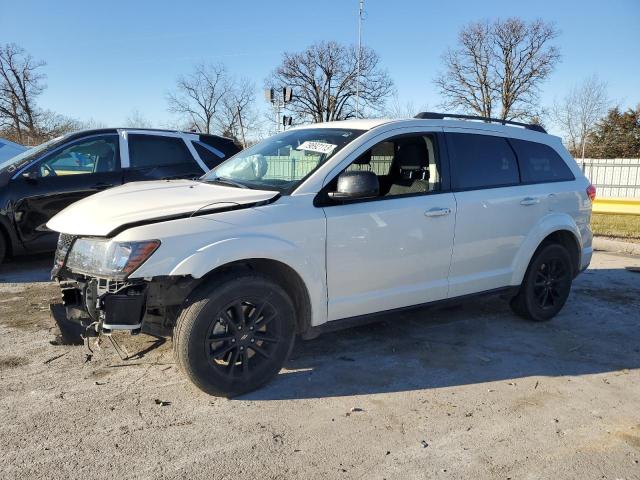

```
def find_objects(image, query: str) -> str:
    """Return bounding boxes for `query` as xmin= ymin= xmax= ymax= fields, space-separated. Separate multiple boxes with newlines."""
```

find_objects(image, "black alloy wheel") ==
xmin=205 ymin=299 xmax=281 ymax=379
xmin=510 ymin=243 xmax=574 ymax=322
xmin=532 ymin=257 xmax=571 ymax=311
xmin=174 ymin=273 xmax=296 ymax=397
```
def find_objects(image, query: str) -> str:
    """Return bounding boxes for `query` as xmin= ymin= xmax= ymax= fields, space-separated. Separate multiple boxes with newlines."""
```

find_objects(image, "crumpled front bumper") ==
xmin=50 ymin=275 xmax=148 ymax=344
xmin=50 ymin=266 xmax=198 ymax=344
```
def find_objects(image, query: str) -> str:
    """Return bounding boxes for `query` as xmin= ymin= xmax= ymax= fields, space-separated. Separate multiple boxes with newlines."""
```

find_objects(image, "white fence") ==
xmin=578 ymin=158 xmax=640 ymax=199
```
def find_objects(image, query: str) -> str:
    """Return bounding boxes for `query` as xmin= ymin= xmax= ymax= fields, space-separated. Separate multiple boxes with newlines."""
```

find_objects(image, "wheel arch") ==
xmin=537 ymin=230 xmax=580 ymax=277
xmin=193 ymin=258 xmax=314 ymax=336
xmin=511 ymin=214 xmax=583 ymax=286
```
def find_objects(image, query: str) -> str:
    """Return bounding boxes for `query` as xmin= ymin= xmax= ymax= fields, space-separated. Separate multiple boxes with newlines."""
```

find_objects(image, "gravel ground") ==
xmin=0 ymin=251 xmax=639 ymax=480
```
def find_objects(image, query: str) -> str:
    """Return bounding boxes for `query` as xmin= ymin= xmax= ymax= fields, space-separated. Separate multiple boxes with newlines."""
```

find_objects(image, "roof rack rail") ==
xmin=414 ymin=111 xmax=547 ymax=134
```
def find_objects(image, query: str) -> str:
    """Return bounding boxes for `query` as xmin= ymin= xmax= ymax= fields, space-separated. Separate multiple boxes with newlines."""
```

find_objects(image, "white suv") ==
xmin=48 ymin=113 xmax=594 ymax=396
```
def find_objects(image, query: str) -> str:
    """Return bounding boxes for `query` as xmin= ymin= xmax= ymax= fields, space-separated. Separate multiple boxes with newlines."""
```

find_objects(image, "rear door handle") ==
xmin=520 ymin=197 xmax=540 ymax=206
xmin=424 ymin=207 xmax=452 ymax=217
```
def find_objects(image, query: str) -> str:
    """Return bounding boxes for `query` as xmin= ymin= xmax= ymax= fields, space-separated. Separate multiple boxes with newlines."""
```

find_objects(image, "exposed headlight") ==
xmin=65 ymin=238 xmax=160 ymax=279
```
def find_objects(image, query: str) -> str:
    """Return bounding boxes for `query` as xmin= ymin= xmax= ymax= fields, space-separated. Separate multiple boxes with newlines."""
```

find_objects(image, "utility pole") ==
xmin=236 ymin=105 xmax=247 ymax=148
xmin=355 ymin=0 xmax=365 ymax=118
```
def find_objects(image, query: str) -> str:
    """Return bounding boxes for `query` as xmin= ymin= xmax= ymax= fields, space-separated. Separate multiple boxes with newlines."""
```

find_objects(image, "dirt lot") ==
xmin=1 ymin=251 xmax=639 ymax=480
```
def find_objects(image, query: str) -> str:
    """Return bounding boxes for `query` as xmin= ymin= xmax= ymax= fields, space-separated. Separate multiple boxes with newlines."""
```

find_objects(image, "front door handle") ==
xmin=520 ymin=197 xmax=540 ymax=206
xmin=424 ymin=207 xmax=452 ymax=217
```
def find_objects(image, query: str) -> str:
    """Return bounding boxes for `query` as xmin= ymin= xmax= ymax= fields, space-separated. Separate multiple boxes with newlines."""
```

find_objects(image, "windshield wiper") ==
xmin=208 ymin=177 xmax=248 ymax=189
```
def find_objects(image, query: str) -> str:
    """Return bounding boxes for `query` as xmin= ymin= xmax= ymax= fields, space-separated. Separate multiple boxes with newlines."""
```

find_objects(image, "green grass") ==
xmin=591 ymin=213 xmax=640 ymax=240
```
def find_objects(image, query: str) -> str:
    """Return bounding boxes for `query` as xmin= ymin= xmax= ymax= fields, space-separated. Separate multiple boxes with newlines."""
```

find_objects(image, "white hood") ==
xmin=47 ymin=179 xmax=279 ymax=237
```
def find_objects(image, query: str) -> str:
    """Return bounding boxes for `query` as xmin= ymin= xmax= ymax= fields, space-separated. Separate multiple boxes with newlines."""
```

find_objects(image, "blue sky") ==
xmin=1 ymin=0 xmax=639 ymax=134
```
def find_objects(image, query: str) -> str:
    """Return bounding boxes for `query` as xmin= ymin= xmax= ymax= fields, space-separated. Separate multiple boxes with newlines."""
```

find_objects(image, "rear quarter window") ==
xmin=510 ymin=139 xmax=575 ymax=183
xmin=447 ymin=133 xmax=519 ymax=190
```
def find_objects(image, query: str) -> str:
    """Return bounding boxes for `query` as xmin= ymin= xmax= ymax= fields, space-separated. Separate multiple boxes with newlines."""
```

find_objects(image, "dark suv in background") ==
xmin=0 ymin=128 xmax=240 ymax=263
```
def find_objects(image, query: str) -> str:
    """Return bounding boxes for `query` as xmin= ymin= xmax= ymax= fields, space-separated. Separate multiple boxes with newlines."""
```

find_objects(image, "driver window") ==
xmin=32 ymin=136 xmax=119 ymax=178
xmin=345 ymin=134 xmax=441 ymax=198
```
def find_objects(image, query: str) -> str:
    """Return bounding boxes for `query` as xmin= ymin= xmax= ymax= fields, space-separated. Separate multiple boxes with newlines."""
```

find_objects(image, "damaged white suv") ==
xmin=48 ymin=113 xmax=594 ymax=396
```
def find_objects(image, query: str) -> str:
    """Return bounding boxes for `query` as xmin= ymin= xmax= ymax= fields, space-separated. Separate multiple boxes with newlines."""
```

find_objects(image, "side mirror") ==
xmin=21 ymin=171 xmax=38 ymax=181
xmin=328 ymin=171 xmax=379 ymax=201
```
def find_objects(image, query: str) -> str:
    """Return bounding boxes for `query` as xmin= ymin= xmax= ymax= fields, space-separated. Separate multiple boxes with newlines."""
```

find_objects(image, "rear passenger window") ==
xmin=447 ymin=133 xmax=519 ymax=190
xmin=128 ymin=134 xmax=195 ymax=169
xmin=510 ymin=139 xmax=575 ymax=183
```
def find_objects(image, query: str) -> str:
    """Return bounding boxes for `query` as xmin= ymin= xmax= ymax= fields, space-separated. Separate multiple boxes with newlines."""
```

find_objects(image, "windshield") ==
xmin=0 ymin=135 xmax=65 ymax=172
xmin=202 ymin=128 xmax=364 ymax=193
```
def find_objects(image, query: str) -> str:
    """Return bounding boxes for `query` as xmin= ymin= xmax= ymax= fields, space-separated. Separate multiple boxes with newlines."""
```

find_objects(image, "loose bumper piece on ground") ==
xmin=49 ymin=303 xmax=86 ymax=345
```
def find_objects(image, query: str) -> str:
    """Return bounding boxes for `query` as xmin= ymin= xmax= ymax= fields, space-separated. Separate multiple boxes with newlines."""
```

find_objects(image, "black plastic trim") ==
xmin=302 ymin=286 xmax=520 ymax=339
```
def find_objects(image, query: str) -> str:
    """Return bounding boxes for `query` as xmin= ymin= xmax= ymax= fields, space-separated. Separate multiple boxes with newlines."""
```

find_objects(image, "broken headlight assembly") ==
xmin=64 ymin=238 xmax=160 ymax=280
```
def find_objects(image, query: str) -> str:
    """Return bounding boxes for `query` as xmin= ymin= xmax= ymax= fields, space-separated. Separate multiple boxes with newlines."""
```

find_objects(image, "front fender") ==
xmin=176 ymin=235 xmax=327 ymax=327
xmin=510 ymin=213 xmax=582 ymax=286
xmin=133 ymin=230 xmax=327 ymax=327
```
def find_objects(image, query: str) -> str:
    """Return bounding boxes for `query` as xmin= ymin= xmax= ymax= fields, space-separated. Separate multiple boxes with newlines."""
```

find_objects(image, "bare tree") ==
xmin=435 ymin=21 xmax=495 ymax=118
xmin=435 ymin=18 xmax=560 ymax=121
xmin=553 ymin=75 xmax=609 ymax=159
xmin=218 ymin=78 xmax=258 ymax=147
xmin=0 ymin=43 xmax=47 ymax=143
xmin=124 ymin=109 xmax=154 ymax=128
xmin=267 ymin=41 xmax=393 ymax=123
xmin=38 ymin=110 xmax=81 ymax=139
xmin=167 ymin=63 xmax=229 ymax=134
xmin=384 ymin=93 xmax=428 ymax=119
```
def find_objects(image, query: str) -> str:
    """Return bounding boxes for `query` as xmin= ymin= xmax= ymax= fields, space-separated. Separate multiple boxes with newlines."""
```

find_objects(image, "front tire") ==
xmin=174 ymin=273 xmax=296 ymax=397
xmin=510 ymin=243 xmax=573 ymax=322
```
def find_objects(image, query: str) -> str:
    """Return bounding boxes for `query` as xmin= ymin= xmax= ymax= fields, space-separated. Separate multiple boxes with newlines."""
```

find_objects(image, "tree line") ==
xmin=1 ymin=17 xmax=638 ymax=157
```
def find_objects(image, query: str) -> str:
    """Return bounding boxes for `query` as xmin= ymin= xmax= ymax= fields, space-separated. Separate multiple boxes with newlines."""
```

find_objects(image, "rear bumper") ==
xmin=579 ymin=245 xmax=593 ymax=273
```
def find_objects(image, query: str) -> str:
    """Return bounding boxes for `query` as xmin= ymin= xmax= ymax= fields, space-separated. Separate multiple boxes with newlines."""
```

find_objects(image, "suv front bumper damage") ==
xmin=51 ymin=277 xmax=148 ymax=344
xmin=50 ymin=271 xmax=197 ymax=345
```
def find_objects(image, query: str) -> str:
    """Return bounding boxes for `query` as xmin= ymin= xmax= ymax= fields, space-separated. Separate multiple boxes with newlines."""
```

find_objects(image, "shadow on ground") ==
xmin=240 ymin=266 xmax=640 ymax=400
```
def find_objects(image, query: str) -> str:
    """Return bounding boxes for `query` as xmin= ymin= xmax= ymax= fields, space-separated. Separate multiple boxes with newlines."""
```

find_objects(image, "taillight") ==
xmin=586 ymin=184 xmax=596 ymax=202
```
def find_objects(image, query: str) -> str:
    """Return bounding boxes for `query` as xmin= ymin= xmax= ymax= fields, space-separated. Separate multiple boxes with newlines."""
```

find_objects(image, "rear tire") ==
xmin=174 ymin=273 xmax=296 ymax=397
xmin=510 ymin=243 xmax=573 ymax=322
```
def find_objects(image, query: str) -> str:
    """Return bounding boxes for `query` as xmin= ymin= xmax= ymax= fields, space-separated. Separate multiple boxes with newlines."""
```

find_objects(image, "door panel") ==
xmin=445 ymin=129 xmax=546 ymax=297
xmin=325 ymin=193 xmax=456 ymax=320
xmin=448 ymin=185 xmax=545 ymax=297
xmin=9 ymin=134 xmax=122 ymax=250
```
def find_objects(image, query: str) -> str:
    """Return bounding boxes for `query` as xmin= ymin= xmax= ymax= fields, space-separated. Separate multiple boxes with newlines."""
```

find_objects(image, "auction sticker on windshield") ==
xmin=296 ymin=141 xmax=337 ymax=155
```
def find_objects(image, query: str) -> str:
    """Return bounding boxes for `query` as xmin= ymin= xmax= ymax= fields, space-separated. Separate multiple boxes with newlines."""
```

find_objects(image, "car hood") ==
xmin=46 ymin=179 xmax=279 ymax=237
